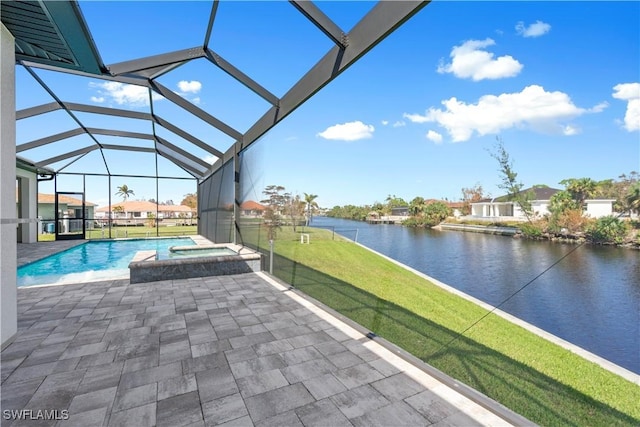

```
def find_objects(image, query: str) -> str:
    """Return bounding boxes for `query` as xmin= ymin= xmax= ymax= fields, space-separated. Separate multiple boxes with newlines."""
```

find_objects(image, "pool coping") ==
xmin=129 ymin=241 xmax=262 ymax=284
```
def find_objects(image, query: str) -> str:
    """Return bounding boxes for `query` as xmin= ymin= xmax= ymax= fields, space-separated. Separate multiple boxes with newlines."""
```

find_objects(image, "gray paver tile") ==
xmin=330 ymin=385 xmax=390 ymax=419
xmin=182 ymin=352 xmax=228 ymax=375
xmin=158 ymin=373 xmax=197 ymax=400
xmin=60 ymin=342 xmax=108 ymax=359
xmin=430 ymin=410 xmax=484 ymax=427
xmin=224 ymin=347 xmax=258 ymax=364
xmin=302 ymin=373 xmax=348 ymax=400
xmin=4 ymin=361 xmax=56 ymax=384
xmin=0 ymin=377 xmax=45 ymax=413
xmin=333 ymin=363 xmax=384 ymax=390
xmin=113 ymin=383 xmax=157 ymax=412
xmin=295 ymin=399 xmax=353 ymax=427
xmin=253 ymin=339 xmax=293 ymax=357
xmin=404 ymin=390 xmax=462 ymax=424
xmin=370 ymin=372 xmax=424 ymax=401
xmin=244 ymin=383 xmax=314 ymax=422
xmin=76 ymin=351 xmax=116 ymax=369
xmin=229 ymin=332 xmax=275 ymax=350
xmin=197 ymin=367 xmax=239 ymax=403
xmin=65 ymin=406 xmax=109 ymax=427
xmin=314 ymin=341 xmax=347 ymax=356
xmin=107 ymin=402 xmax=156 ymax=427
xmin=157 ymin=391 xmax=203 ymax=427
xmin=281 ymin=358 xmax=336 ymax=383
xmin=229 ymin=355 xmax=286 ymax=379
xmin=269 ymin=325 xmax=313 ymax=340
xmin=367 ymin=358 xmax=401 ymax=377
xmin=68 ymin=386 xmax=117 ymax=414
xmin=119 ymin=361 xmax=182 ymax=389
xmin=1 ymin=356 xmax=25 ymax=382
xmin=5 ymin=272 xmax=525 ymax=427
xmin=122 ymin=354 xmax=159 ymax=373
xmin=325 ymin=351 xmax=363 ymax=369
xmin=237 ymin=369 xmax=289 ymax=398
xmin=279 ymin=346 xmax=323 ymax=366
xmin=351 ymin=401 xmax=426 ymax=427
xmin=20 ymin=342 xmax=70 ymax=367
xmin=202 ymin=393 xmax=248 ymax=426
xmin=191 ymin=339 xmax=232 ymax=358
xmin=287 ymin=331 xmax=333 ymax=349
xmin=216 ymin=415 xmax=254 ymax=427
xmin=255 ymin=411 xmax=302 ymax=427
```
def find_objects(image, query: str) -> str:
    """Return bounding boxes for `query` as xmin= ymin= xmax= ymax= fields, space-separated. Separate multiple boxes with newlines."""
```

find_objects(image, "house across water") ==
xmin=470 ymin=187 xmax=615 ymax=221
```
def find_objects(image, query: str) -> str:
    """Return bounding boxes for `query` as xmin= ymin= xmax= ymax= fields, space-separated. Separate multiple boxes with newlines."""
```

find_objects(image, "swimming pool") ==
xmin=17 ymin=238 xmax=195 ymax=287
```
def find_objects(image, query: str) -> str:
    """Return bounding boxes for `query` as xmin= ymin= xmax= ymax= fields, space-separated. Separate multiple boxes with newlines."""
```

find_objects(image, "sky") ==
xmin=15 ymin=1 xmax=640 ymax=209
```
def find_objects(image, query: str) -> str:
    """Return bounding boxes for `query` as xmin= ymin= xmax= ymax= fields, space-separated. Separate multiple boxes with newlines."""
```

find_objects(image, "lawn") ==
xmin=240 ymin=224 xmax=640 ymax=426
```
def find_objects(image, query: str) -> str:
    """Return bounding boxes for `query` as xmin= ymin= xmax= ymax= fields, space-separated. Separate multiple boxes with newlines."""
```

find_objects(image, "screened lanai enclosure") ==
xmin=3 ymin=0 xmax=428 ymax=244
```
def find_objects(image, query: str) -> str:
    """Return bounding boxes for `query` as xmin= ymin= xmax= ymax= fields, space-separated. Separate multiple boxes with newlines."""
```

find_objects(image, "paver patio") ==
xmin=2 ymin=267 xmax=530 ymax=426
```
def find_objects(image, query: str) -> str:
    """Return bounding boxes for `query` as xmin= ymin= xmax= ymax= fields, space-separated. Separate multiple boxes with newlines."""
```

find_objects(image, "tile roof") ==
xmin=477 ymin=187 xmax=562 ymax=203
xmin=240 ymin=200 xmax=266 ymax=211
xmin=96 ymin=201 xmax=195 ymax=212
xmin=37 ymin=193 xmax=96 ymax=206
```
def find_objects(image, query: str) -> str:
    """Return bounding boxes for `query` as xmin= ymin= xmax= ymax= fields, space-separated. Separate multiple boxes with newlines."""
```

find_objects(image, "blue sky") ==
xmin=16 ymin=1 xmax=639 ymax=209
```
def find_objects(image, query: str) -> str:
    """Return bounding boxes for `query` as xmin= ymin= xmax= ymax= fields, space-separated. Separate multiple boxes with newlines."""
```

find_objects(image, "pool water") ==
xmin=159 ymin=247 xmax=237 ymax=260
xmin=18 ymin=238 xmax=195 ymax=287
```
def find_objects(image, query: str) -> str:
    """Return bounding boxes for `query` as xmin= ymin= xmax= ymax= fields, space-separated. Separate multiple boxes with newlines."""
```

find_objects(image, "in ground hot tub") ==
xmin=129 ymin=242 xmax=261 ymax=284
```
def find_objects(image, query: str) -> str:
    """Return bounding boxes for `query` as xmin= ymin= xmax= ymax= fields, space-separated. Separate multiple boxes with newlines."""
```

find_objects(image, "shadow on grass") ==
xmin=270 ymin=251 xmax=638 ymax=427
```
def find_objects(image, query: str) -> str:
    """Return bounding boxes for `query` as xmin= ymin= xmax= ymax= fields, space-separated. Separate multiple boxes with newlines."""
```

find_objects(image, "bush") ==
xmin=586 ymin=216 xmax=628 ymax=244
xmin=519 ymin=222 xmax=544 ymax=238
xmin=548 ymin=209 xmax=592 ymax=234
xmin=404 ymin=201 xmax=451 ymax=228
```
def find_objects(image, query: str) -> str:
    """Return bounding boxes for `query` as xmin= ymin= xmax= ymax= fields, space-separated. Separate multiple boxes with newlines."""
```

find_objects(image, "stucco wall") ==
xmin=586 ymin=200 xmax=614 ymax=218
xmin=1 ymin=23 xmax=17 ymax=349
xmin=16 ymin=167 xmax=37 ymax=243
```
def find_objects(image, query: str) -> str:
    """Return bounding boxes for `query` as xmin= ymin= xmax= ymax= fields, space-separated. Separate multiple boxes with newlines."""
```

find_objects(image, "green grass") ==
xmin=37 ymin=225 xmax=198 ymax=241
xmin=241 ymin=225 xmax=640 ymax=426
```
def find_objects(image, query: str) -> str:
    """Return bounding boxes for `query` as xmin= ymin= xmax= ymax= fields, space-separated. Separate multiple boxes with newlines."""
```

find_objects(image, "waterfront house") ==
xmin=95 ymin=201 xmax=196 ymax=225
xmin=470 ymin=187 xmax=615 ymax=220
xmin=240 ymin=200 xmax=266 ymax=217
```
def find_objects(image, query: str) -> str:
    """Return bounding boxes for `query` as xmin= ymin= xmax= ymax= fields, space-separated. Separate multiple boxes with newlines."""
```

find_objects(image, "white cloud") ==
xmin=203 ymin=155 xmax=216 ymax=164
xmin=89 ymin=81 xmax=162 ymax=107
xmin=437 ymin=38 xmax=523 ymax=81
xmin=516 ymin=20 xmax=551 ymax=37
xmin=404 ymin=85 xmax=598 ymax=142
xmin=317 ymin=121 xmax=375 ymax=141
xmin=426 ymin=130 xmax=443 ymax=144
xmin=588 ymin=102 xmax=609 ymax=113
xmin=178 ymin=80 xmax=202 ymax=94
xmin=613 ymin=83 xmax=640 ymax=131
xmin=191 ymin=97 xmax=201 ymax=105
xmin=392 ymin=121 xmax=406 ymax=128
xmin=90 ymin=96 xmax=105 ymax=103
xmin=563 ymin=125 xmax=579 ymax=136
xmin=381 ymin=120 xmax=389 ymax=126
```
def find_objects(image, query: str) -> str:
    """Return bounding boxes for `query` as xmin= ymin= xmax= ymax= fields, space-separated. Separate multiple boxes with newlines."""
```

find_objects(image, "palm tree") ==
xmin=115 ymin=184 xmax=134 ymax=202
xmin=304 ymin=193 xmax=318 ymax=226
xmin=562 ymin=178 xmax=598 ymax=207
xmin=625 ymin=182 xmax=640 ymax=215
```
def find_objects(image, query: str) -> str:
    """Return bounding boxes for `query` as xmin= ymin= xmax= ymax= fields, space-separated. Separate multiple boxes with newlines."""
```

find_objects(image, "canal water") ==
xmin=311 ymin=216 xmax=640 ymax=374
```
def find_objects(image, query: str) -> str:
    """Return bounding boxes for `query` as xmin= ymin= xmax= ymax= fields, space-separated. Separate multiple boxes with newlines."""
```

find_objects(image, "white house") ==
xmin=585 ymin=199 xmax=616 ymax=218
xmin=470 ymin=187 xmax=615 ymax=221
xmin=96 ymin=201 xmax=196 ymax=225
